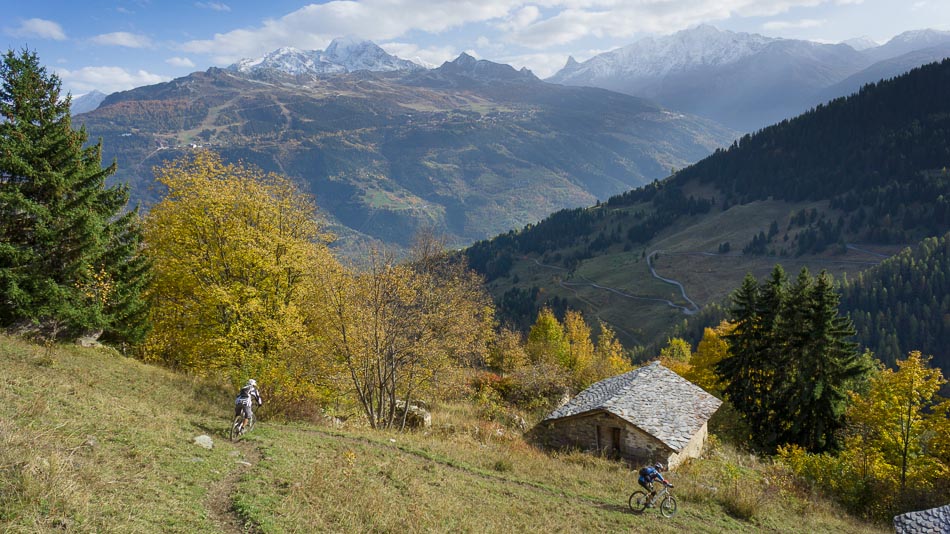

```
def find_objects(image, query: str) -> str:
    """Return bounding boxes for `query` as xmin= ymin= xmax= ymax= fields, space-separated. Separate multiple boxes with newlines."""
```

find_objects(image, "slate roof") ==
xmin=893 ymin=504 xmax=950 ymax=534
xmin=543 ymin=361 xmax=722 ymax=452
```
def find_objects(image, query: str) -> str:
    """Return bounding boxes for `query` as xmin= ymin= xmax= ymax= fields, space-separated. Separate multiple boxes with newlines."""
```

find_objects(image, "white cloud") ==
xmin=380 ymin=42 xmax=458 ymax=68
xmin=497 ymin=5 xmax=541 ymax=31
xmin=181 ymin=0 xmax=519 ymax=64
xmin=5 ymin=18 xmax=67 ymax=41
xmin=90 ymin=32 xmax=153 ymax=48
xmin=507 ymin=0 xmax=842 ymax=48
xmin=166 ymin=56 xmax=196 ymax=68
xmin=196 ymin=2 xmax=232 ymax=11
xmin=762 ymin=18 xmax=826 ymax=31
xmin=57 ymin=66 xmax=169 ymax=94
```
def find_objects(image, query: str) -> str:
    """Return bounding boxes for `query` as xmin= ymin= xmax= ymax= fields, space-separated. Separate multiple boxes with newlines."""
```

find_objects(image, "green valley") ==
xmin=467 ymin=59 xmax=950 ymax=368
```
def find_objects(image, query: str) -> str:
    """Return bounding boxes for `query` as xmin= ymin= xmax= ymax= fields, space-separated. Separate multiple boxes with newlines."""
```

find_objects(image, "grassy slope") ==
xmin=488 ymin=193 xmax=902 ymax=347
xmin=1 ymin=335 xmax=886 ymax=533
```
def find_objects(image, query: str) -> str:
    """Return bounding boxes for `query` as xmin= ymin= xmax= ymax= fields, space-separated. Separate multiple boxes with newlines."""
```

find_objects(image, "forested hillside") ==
xmin=641 ymin=57 xmax=950 ymax=245
xmin=465 ymin=59 xmax=950 ymax=354
xmin=841 ymin=233 xmax=950 ymax=370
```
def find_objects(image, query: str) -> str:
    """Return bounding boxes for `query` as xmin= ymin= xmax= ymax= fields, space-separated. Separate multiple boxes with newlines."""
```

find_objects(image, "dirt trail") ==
xmin=207 ymin=438 xmax=262 ymax=534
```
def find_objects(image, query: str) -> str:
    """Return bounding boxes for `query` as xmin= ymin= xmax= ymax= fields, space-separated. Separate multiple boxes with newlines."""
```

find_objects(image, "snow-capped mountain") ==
xmin=71 ymin=90 xmax=108 ymax=114
xmin=841 ymin=36 xmax=879 ymax=52
xmin=864 ymin=29 xmax=950 ymax=62
xmin=229 ymin=38 xmax=423 ymax=76
xmin=548 ymin=25 xmax=950 ymax=131
xmin=552 ymin=24 xmax=774 ymax=83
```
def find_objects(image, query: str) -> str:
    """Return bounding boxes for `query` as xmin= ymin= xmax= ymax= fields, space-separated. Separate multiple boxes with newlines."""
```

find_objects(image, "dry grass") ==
xmin=2 ymin=335 xmax=888 ymax=533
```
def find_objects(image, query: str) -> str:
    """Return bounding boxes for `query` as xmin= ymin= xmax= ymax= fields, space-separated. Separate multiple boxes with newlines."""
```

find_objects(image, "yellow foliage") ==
xmin=142 ymin=151 xmax=337 ymax=405
xmin=589 ymin=322 xmax=632 ymax=383
xmin=526 ymin=308 xmax=568 ymax=366
xmin=489 ymin=328 xmax=529 ymax=373
xmin=563 ymin=310 xmax=595 ymax=386
xmin=312 ymin=244 xmax=494 ymax=429
xmin=659 ymin=337 xmax=692 ymax=377
xmin=683 ymin=320 xmax=734 ymax=393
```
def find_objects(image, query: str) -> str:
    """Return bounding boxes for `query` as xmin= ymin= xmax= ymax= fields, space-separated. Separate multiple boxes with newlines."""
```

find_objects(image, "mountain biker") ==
xmin=638 ymin=462 xmax=673 ymax=504
xmin=234 ymin=379 xmax=263 ymax=431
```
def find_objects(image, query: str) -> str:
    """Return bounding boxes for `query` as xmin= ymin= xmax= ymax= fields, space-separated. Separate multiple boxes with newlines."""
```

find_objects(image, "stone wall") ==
xmin=534 ymin=411 xmax=675 ymax=466
xmin=532 ymin=411 xmax=711 ymax=469
xmin=666 ymin=422 xmax=708 ymax=469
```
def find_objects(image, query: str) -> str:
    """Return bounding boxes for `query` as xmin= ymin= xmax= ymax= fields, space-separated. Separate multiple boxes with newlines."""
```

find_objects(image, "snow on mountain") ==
xmin=547 ymin=25 xmax=950 ymax=132
xmin=864 ymin=29 xmax=950 ymax=62
xmin=842 ymin=37 xmax=879 ymax=51
xmin=70 ymin=90 xmax=108 ymax=114
xmin=550 ymin=25 xmax=774 ymax=83
xmin=229 ymin=38 xmax=423 ymax=76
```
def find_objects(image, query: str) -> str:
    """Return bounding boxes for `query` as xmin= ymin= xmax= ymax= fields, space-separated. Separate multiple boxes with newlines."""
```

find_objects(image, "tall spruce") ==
xmin=0 ymin=49 xmax=149 ymax=342
xmin=718 ymin=274 xmax=766 ymax=434
xmin=786 ymin=271 xmax=867 ymax=451
xmin=719 ymin=266 xmax=868 ymax=452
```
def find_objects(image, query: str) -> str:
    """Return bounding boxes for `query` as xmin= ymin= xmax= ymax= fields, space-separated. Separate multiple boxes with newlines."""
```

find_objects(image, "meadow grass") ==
xmin=1 ymin=335 xmax=887 ymax=533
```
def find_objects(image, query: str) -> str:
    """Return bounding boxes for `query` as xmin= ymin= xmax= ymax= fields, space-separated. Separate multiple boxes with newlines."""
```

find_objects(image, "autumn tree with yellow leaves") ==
xmin=780 ymin=351 xmax=950 ymax=519
xmin=142 ymin=151 xmax=337 ymax=406
xmin=314 ymin=240 xmax=494 ymax=430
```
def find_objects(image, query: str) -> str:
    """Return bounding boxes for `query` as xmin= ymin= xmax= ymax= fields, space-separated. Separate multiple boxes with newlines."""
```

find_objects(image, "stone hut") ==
xmin=534 ymin=361 xmax=721 ymax=469
xmin=893 ymin=504 xmax=950 ymax=534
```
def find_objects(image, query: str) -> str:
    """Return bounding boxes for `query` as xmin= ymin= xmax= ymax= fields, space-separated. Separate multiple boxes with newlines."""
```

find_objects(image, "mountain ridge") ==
xmin=228 ymin=37 xmax=423 ymax=77
xmin=78 ymin=56 xmax=735 ymax=251
xmin=548 ymin=25 xmax=950 ymax=131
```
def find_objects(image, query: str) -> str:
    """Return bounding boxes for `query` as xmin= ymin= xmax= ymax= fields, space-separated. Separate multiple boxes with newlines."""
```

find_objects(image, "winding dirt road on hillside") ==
xmin=532 ymin=244 xmax=889 ymax=323
xmin=646 ymin=251 xmax=699 ymax=315
xmin=532 ymin=257 xmax=698 ymax=316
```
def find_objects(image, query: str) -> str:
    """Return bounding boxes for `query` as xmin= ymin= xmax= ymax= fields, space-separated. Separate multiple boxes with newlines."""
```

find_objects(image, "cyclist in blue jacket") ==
xmin=638 ymin=462 xmax=673 ymax=504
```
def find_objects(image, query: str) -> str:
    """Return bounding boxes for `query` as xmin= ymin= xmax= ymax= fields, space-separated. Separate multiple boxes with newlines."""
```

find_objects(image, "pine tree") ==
xmin=718 ymin=274 xmax=767 ymax=434
xmin=0 ymin=49 xmax=149 ymax=342
xmin=785 ymin=271 xmax=868 ymax=451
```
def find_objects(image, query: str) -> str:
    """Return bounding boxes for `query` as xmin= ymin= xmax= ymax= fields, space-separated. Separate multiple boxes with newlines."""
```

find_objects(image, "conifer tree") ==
xmin=786 ymin=271 xmax=868 ymax=451
xmin=0 ymin=49 xmax=149 ymax=341
xmin=720 ymin=266 xmax=869 ymax=452
xmin=719 ymin=274 xmax=772 ymax=438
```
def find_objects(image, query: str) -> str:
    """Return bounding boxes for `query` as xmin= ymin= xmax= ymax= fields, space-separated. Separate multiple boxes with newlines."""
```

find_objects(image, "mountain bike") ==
xmin=629 ymin=484 xmax=677 ymax=517
xmin=229 ymin=412 xmax=255 ymax=441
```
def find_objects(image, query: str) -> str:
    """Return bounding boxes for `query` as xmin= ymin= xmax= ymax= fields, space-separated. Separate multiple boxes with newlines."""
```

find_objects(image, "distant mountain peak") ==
xmin=888 ymin=28 xmax=950 ymax=44
xmin=229 ymin=39 xmax=423 ymax=76
xmin=842 ymin=36 xmax=879 ymax=51
xmin=437 ymin=53 xmax=538 ymax=82
xmin=70 ymin=89 xmax=108 ymax=114
xmin=452 ymin=52 xmax=477 ymax=65
xmin=549 ymin=24 xmax=775 ymax=85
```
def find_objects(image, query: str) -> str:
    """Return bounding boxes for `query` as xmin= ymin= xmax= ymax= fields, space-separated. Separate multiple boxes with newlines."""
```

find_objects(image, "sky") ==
xmin=3 ymin=0 xmax=949 ymax=95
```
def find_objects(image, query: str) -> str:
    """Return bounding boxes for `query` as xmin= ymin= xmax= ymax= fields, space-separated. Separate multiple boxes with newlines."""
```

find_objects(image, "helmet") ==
xmin=654 ymin=462 xmax=664 ymax=471
xmin=246 ymin=379 xmax=257 ymax=387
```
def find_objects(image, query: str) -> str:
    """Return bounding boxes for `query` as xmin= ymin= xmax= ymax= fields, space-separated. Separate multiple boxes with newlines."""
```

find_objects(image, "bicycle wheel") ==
xmin=628 ymin=490 xmax=649 ymax=513
xmin=229 ymin=416 xmax=243 ymax=442
xmin=660 ymin=495 xmax=677 ymax=518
